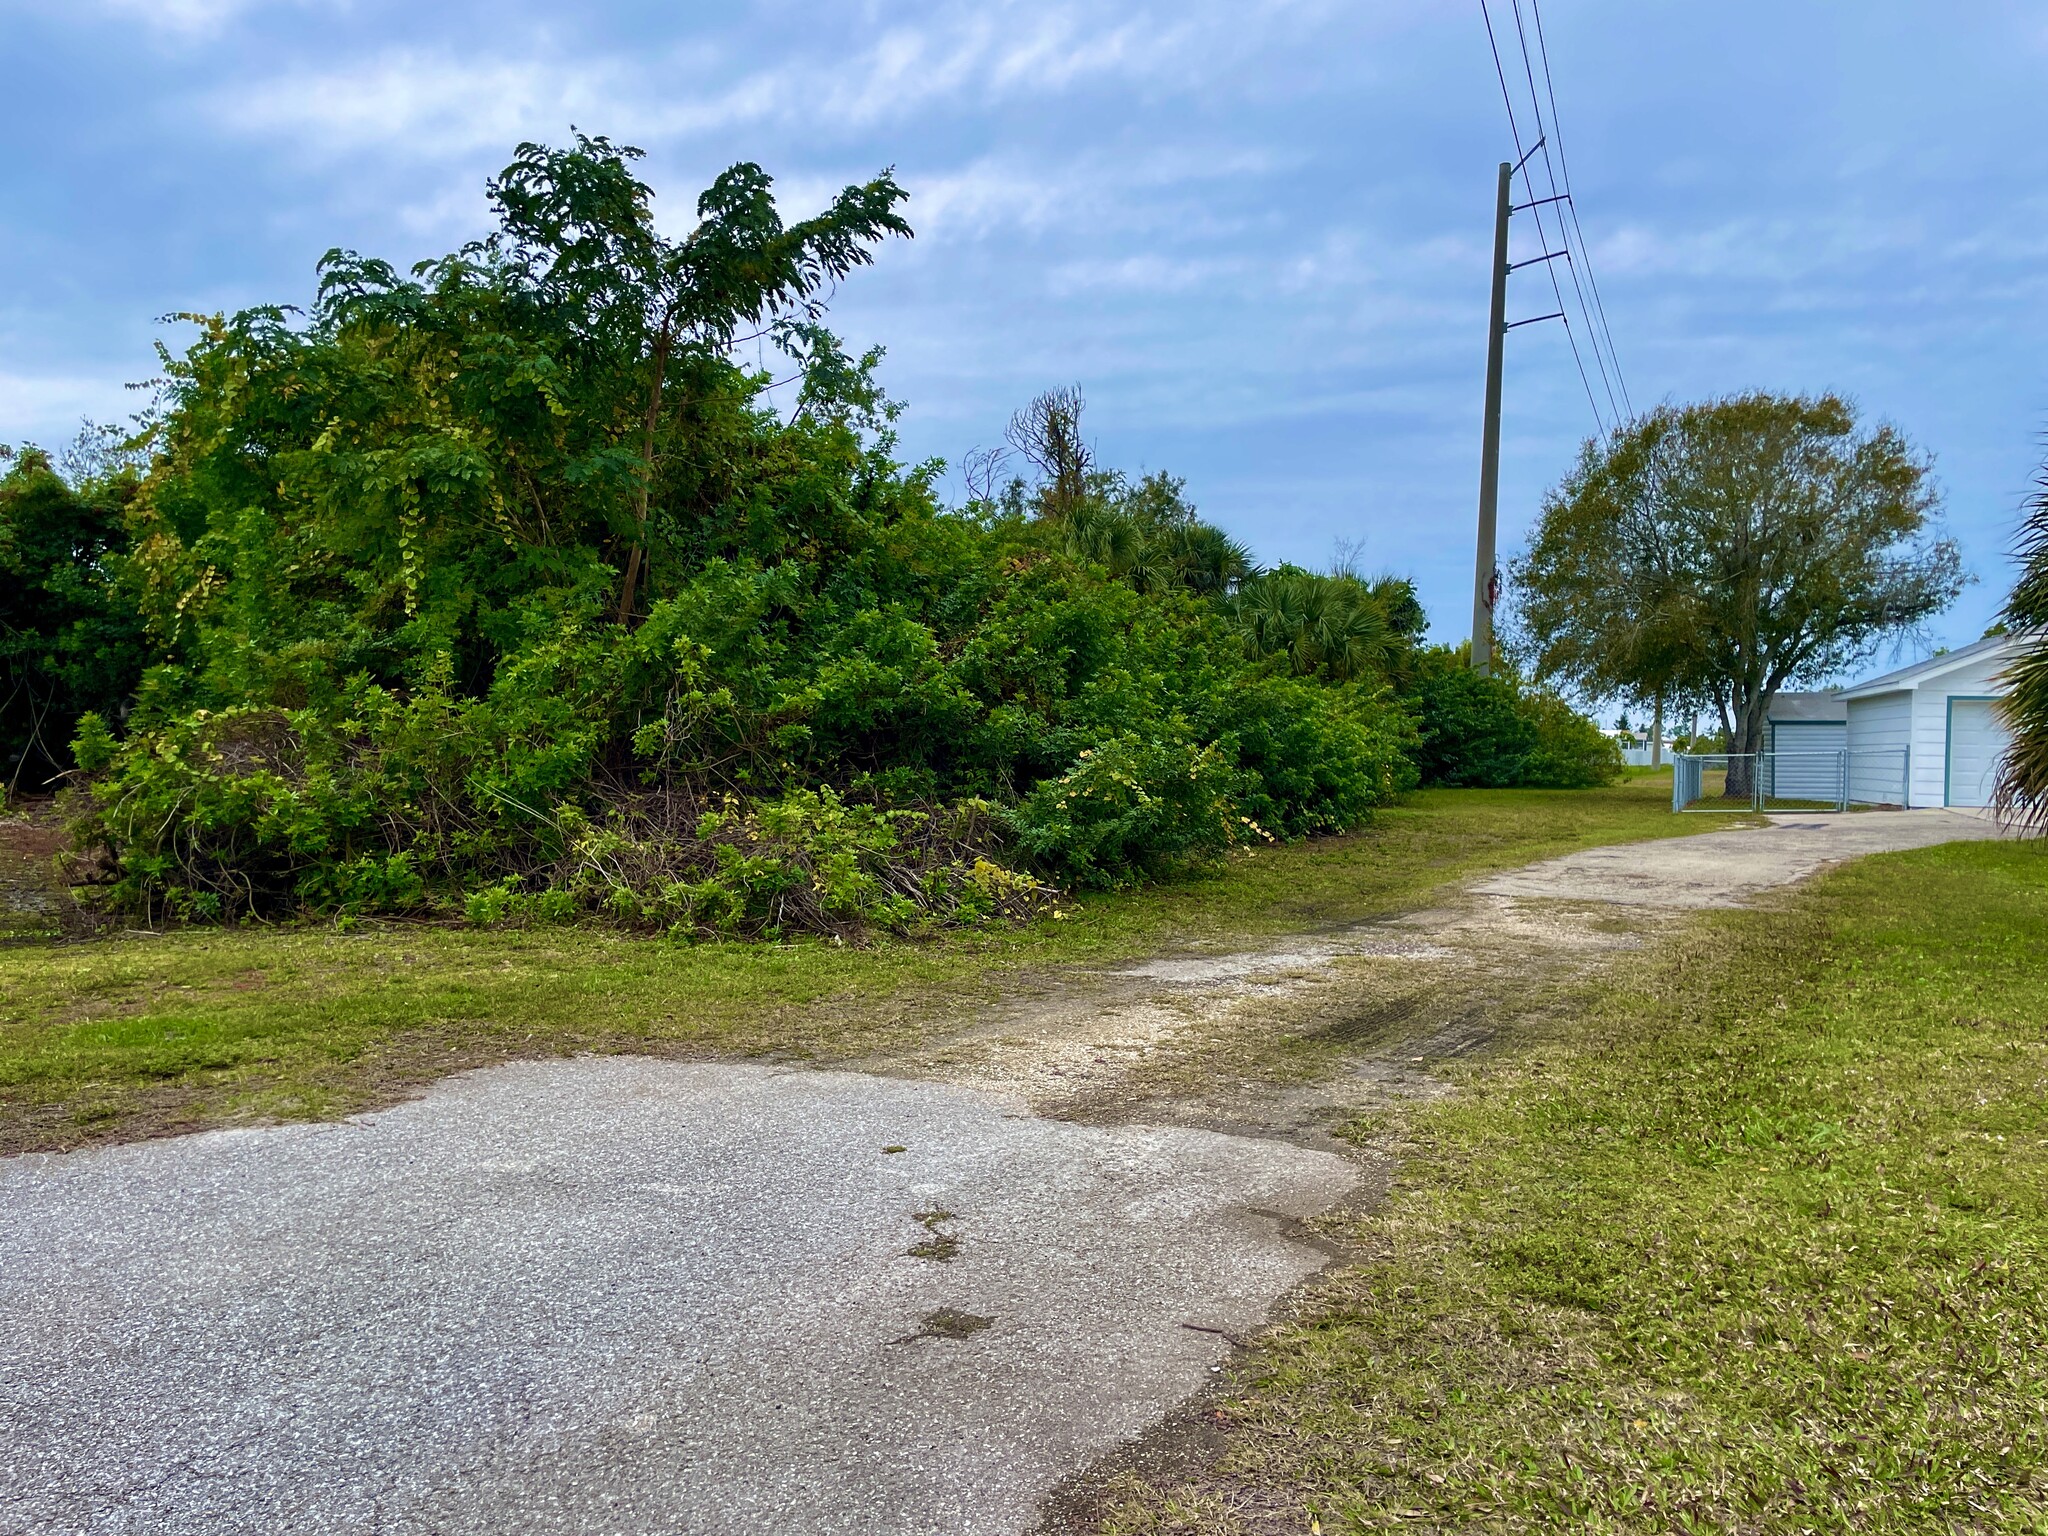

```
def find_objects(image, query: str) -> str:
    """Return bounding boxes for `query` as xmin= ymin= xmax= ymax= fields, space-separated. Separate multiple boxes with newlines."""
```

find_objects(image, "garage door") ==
xmin=1945 ymin=697 xmax=2010 ymax=808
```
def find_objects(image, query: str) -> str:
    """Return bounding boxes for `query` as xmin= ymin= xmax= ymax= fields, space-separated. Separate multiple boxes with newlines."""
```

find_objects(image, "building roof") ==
xmin=1767 ymin=690 xmax=1846 ymax=724
xmin=1840 ymin=633 xmax=2023 ymax=700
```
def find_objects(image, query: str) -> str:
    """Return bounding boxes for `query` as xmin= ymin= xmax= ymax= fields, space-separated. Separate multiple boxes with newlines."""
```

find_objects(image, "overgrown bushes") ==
xmin=68 ymin=550 xmax=1418 ymax=926
xmin=20 ymin=135 xmax=1610 ymax=938
xmin=0 ymin=447 xmax=148 ymax=793
xmin=1406 ymin=647 xmax=1622 ymax=790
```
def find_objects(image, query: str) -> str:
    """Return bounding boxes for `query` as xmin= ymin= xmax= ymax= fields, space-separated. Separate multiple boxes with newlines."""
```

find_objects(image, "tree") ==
xmin=1513 ymin=393 xmax=1965 ymax=784
xmin=977 ymin=397 xmax=1256 ymax=598
xmin=316 ymin=133 xmax=911 ymax=626
xmin=1005 ymin=386 xmax=1091 ymax=521
xmin=1993 ymin=468 xmax=2048 ymax=826
xmin=1230 ymin=566 xmax=1403 ymax=683
xmin=123 ymin=137 xmax=912 ymax=715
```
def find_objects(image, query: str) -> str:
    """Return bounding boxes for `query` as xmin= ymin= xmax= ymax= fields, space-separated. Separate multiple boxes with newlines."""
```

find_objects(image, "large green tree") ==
xmin=1513 ymin=393 xmax=1965 ymax=767
xmin=1994 ymin=470 xmax=2048 ymax=825
xmin=126 ymin=136 xmax=911 ymax=709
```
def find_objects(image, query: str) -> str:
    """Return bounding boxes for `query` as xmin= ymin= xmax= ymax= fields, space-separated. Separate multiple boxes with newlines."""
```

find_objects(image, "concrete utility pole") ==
xmin=1470 ymin=160 xmax=1512 ymax=678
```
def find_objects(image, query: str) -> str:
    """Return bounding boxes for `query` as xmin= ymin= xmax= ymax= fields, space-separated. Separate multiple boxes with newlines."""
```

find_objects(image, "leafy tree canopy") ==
xmin=0 ymin=442 xmax=149 ymax=792
xmin=1512 ymin=392 xmax=1965 ymax=756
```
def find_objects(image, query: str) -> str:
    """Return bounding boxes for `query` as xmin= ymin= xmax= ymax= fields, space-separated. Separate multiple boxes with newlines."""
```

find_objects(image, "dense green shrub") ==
xmin=1407 ymin=664 xmax=1535 ymax=788
xmin=1406 ymin=648 xmax=1621 ymax=790
xmin=72 ymin=544 xmax=1418 ymax=917
xmin=1517 ymin=689 xmax=1628 ymax=789
xmin=1228 ymin=566 xmax=1426 ymax=685
xmin=0 ymin=447 xmax=150 ymax=791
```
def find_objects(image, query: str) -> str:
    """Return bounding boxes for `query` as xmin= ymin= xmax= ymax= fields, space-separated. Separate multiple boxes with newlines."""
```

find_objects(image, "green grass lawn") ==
xmin=0 ymin=780 xmax=1693 ymax=1152
xmin=1101 ymin=837 xmax=2048 ymax=1534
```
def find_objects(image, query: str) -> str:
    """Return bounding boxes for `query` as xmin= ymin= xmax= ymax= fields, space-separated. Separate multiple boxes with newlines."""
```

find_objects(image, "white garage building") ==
xmin=1841 ymin=634 xmax=2022 ymax=808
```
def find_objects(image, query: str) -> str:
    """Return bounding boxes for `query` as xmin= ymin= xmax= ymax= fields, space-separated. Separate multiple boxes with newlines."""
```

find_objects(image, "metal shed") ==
xmin=1762 ymin=691 xmax=1847 ymax=801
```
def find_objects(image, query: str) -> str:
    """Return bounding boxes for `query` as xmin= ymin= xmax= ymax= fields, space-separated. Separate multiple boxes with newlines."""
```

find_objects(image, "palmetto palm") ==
xmin=1059 ymin=503 xmax=1147 ymax=579
xmin=1231 ymin=569 xmax=1396 ymax=683
xmin=1137 ymin=522 xmax=1256 ymax=598
xmin=1994 ymin=476 xmax=2048 ymax=826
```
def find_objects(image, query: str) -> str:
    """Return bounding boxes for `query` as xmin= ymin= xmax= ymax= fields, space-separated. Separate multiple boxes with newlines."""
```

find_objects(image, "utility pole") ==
xmin=1470 ymin=145 xmax=1566 ymax=677
xmin=1470 ymin=161 xmax=1512 ymax=677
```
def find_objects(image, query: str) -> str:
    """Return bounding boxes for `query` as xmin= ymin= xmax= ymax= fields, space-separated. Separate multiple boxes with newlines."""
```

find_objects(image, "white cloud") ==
xmin=1590 ymin=216 xmax=1922 ymax=286
xmin=390 ymin=181 xmax=495 ymax=239
xmin=893 ymin=162 xmax=1073 ymax=238
xmin=203 ymin=2 xmax=1326 ymax=161
xmin=218 ymin=53 xmax=630 ymax=157
xmin=878 ymin=142 xmax=1290 ymax=247
xmin=0 ymin=372 xmax=141 ymax=447
xmin=1044 ymin=253 xmax=1241 ymax=296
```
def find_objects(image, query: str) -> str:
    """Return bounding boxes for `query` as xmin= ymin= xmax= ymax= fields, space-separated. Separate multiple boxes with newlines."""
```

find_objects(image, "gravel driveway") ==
xmin=1474 ymin=807 xmax=2007 ymax=906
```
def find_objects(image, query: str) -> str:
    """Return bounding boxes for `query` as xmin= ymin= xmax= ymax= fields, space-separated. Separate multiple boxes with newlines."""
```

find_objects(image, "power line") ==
xmin=1477 ymin=0 xmax=1632 ymax=433
xmin=1507 ymin=0 xmax=1621 ymax=426
xmin=1524 ymin=0 xmax=1628 ymax=412
xmin=1527 ymin=0 xmax=1633 ymax=419
xmin=1477 ymin=0 xmax=1608 ymax=435
xmin=1478 ymin=0 xmax=1527 ymax=153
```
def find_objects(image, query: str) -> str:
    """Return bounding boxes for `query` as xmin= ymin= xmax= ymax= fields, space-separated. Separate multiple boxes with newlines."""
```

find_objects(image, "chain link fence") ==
xmin=1672 ymin=750 xmax=1909 ymax=813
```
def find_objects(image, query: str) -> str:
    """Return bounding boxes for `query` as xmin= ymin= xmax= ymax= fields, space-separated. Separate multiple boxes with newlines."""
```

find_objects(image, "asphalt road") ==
xmin=1 ymin=1058 xmax=1352 ymax=1535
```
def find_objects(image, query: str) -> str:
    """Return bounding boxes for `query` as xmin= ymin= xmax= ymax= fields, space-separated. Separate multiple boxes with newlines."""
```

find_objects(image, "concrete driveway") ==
xmin=0 ymin=807 xmax=2011 ymax=1534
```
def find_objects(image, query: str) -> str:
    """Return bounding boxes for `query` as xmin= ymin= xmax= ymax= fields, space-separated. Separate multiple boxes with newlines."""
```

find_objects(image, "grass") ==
xmin=0 ymin=780 xmax=1692 ymax=1152
xmin=1099 ymin=838 xmax=2048 ymax=1534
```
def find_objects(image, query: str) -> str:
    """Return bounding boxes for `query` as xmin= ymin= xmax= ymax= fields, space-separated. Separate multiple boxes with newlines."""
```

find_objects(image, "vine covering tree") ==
xmin=3 ymin=136 xmax=1621 ymax=930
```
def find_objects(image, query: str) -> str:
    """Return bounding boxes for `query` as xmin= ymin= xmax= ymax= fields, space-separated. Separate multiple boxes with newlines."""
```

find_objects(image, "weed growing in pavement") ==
xmin=908 ymin=1210 xmax=961 ymax=1263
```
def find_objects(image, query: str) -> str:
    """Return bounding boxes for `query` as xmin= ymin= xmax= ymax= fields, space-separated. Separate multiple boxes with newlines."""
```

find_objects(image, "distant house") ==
xmin=1841 ymin=634 xmax=2023 ymax=808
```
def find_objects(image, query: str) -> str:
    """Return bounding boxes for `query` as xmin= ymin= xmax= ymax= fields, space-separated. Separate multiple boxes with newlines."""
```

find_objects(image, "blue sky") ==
xmin=4 ymin=0 xmax=2044 ymax=671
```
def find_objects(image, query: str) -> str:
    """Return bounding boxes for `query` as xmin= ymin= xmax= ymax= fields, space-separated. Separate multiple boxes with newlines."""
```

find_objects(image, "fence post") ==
xmin=1837 ymin=748 xmax=1848 ymax=813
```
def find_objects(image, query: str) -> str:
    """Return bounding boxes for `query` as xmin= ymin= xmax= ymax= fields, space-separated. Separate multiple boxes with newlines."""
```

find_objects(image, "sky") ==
xmin=4 ymin=0 xmax=2045 ymax=676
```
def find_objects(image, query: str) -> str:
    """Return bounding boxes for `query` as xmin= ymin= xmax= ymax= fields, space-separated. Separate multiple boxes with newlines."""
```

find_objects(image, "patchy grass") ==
xmin=1098 ymin=838 xmax=2048 ymax=1535
xmin=0 ymin=807 xmax=67 ymax=943
xmin=0 ymin=781 xmax=1691 ymax=1153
